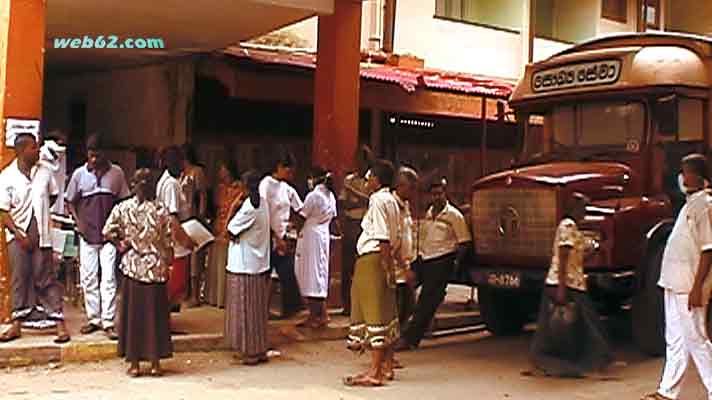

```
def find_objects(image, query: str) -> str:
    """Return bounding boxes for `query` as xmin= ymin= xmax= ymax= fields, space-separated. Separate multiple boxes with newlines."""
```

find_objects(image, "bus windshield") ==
xmin=522 ymin=101 xmax=645 ymax=163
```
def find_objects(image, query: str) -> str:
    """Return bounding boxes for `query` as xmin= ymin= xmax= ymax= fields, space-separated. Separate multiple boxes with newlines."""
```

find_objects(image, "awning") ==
xmin=224 ymin=47 xmax=515 ymax=99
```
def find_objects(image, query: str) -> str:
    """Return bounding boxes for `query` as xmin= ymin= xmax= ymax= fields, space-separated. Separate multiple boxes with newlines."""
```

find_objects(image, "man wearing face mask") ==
xmin=644 ymin=154 xmax=712 ymax=400
xmin=66 ymin=134 xmax=130 ymax=340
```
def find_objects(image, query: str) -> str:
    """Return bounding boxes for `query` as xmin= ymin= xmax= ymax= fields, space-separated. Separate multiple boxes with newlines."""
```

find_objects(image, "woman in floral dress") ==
xmin=103 ymin=168 xmax=194 ymax=377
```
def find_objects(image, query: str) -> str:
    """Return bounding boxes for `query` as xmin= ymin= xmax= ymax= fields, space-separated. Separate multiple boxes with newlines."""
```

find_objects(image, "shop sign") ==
xmin=532 ymin=59 xmax=621 ymax=93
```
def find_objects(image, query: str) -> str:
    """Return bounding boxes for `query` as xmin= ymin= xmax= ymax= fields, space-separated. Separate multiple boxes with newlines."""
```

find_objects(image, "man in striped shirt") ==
xmin=66 ymin=134 xmax=129 ymax=340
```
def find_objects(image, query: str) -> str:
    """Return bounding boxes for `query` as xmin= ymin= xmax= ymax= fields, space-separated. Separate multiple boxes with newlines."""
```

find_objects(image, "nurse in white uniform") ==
xmin=294 ymin=168 xmax=338 ymax=328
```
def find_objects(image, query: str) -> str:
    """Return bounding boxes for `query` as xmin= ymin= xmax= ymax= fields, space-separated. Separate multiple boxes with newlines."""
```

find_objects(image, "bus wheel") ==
xmin=632 ymin=246 xmax=665 ymax=356
xmin=478 ymin=286 xmax=527 ymax=336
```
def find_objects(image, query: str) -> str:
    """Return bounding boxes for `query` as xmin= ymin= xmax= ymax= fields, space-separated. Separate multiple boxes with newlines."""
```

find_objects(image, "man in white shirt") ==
xmin=259 ymin=152 xmax=304 ymax=318
xmin=396 ymin=178 xmax=471 ymax=351
xmin=339 ymin=145 xmax=374 ymax=315
xmin=645 ymin=154 xmax=712 ymax=400
xmin=66 ymin=134 xmax=129 ymax=339
xmin=0 ymin=133 xmax=70 ymax=343
xmin=344 ymin=159 xmax=400 ymax=387
xmin=156 ymin=146 xmax=195 ymax=313
xmin=392 ymin=167 xmax=418 ymax=327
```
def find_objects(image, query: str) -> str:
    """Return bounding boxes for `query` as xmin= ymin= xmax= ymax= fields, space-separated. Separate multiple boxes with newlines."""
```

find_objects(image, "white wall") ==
xmin=533 ymin=37 xmax=572 ymax=62
xmin=393 ymin=0 xmax=524 ymax=78
xmin=269 ymin=0 xmax=376 ymax=51
xmin=271 ymin=0 xmax=574 ymax=79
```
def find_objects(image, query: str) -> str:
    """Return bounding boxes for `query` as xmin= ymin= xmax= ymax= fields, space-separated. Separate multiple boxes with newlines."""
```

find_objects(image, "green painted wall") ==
xmin=535 ymin=0 xmax=555 ymax=38
xmin=462 ymin=0 xmax=524 ymax=31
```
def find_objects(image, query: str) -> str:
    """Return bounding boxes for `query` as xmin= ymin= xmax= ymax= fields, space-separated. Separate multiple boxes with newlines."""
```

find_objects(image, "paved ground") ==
xmin=3 ymin=285 xmax=707 ymax=399
xmin=2 ymin=324 xmax=709 ymax=400
xmin=0 ymin=285 xmax=476 ymax=368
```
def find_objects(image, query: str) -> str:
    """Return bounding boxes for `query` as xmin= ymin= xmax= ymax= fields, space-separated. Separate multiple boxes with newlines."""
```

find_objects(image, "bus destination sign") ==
xmin=532 ymin=59 xmax=621 ymax=93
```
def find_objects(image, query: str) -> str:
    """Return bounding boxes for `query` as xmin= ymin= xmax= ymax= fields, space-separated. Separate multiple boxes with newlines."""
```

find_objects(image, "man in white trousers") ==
xmin=644 ymin=153 xmax=712 ymax=400
xmin=66 ymin=134 xmax=129 ymax=340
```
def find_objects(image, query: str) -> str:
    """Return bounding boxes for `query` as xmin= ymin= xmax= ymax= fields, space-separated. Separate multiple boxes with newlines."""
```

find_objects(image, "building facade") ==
xmin=273 ymin=0 xmax=709 ymax=80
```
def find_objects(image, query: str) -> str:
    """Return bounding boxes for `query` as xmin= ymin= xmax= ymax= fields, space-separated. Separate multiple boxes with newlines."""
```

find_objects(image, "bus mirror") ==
xmin=656 ymin=95 xmax=678 ymax=136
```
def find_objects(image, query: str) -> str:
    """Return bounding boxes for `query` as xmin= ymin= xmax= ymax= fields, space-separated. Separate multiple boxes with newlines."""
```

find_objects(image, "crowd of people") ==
xmin=2 ymin=130 xmax=712 ymax=396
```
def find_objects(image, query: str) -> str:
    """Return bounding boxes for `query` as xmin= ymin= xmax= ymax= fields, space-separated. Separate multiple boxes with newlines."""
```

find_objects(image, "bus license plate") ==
xmin=487 ymin=272 xmax=521 ymax=289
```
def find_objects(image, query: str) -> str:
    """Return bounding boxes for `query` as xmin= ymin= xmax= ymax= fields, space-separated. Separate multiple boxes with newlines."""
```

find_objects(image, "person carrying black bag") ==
xmin=529 ymin=192 xmax=613 ymax=377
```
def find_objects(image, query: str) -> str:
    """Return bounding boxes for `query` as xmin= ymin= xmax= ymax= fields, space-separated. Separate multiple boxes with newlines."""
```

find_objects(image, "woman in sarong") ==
xmin=224 ymin=170 xmax=271 ymax=365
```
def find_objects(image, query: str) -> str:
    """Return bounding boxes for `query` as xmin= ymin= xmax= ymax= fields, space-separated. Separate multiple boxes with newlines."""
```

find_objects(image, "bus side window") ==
xmin=678 ymin=98 xmax=704 ymax=143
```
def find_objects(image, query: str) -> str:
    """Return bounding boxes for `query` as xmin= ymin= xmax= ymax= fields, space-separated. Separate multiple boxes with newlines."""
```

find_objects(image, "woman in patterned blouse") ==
xmin=103 ymin=168 xmax=194 ymax=378
xmin=529 ymin=192 xmax=613 ymax=377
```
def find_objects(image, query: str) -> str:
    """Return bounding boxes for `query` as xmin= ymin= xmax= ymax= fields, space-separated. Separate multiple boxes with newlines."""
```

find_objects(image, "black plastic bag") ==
xmin=545 ymin=298 xmax=582 ymax=360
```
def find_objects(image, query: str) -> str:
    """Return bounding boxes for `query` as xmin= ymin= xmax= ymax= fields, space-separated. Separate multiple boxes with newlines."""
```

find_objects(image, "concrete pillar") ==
xmin=313 ymin=0 xmax=362 ymax=185
xmin=0 ymin=0 xmax=47 ymax=321
xmin=521 ymin=0 xmax=535 ymax=72
xmin=313 ymin=1 xmax=362 ymax=310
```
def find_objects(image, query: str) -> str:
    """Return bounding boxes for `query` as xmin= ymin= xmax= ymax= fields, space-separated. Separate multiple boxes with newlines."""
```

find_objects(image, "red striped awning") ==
xmin=224 ymin=47 xmax=515 ymax=99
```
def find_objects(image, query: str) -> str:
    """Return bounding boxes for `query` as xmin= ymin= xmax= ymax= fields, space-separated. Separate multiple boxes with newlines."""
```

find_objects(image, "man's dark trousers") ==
xmin=270 ymin=250 xmax=302 ymax=317
xmin=401 ymin=253 xmax=456 ymax=347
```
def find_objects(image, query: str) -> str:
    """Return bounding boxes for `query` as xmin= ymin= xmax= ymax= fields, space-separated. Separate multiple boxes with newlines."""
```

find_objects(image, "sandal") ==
xmin=343 ymin=374 xmax=384 ymax=387
xmin=242 ymin=356 xmax=260 ymax=366
xmin=126 ymin=367 xmax=141 ymax=378
xmin=149 ymin=368 xmax=163 ymax=377
xmin=80 ymin=323 xmax=101 ymax=335
xmin=0 ymin=326 xmax=21 ymax=342
xmin=54 ymin=323 xmax=71 ymax=344
xmin=383 ymin=370 xmax=395 ymax=381
xmin=53 ymin=333 xmax=71 ymax=344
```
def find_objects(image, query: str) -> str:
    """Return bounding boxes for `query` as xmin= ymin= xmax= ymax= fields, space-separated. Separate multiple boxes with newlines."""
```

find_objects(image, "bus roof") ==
xmin=510 ymin=32 xmax=711 ymax=106
xmin=552 ymin=32 xmax=712 ymax=59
